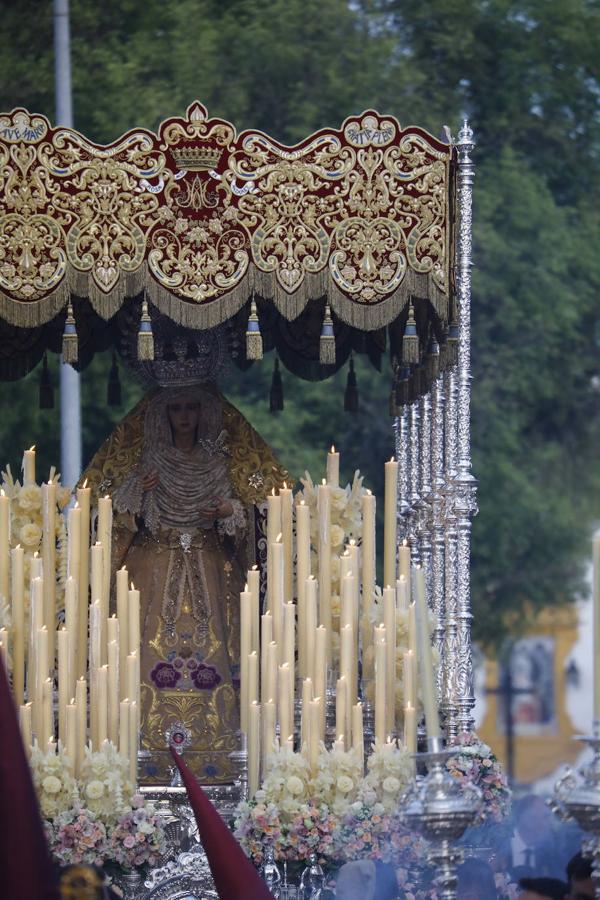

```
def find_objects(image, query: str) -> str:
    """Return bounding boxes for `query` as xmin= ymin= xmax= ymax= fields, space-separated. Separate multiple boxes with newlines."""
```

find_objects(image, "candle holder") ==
xmin=229 ymin=730 xmax=249 ymax=803
xmin=552 ymin=724 xmax=600 ymax=898
xmin=165 ymin=721 xmax=192 ymax=787
xmin=400 ymin=740 xmax=482 ymax=899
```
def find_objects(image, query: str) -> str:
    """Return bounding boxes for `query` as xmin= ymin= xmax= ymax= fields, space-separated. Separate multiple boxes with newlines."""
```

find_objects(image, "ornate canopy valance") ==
xmin=0 ymin=103 xmax=455 ymax=334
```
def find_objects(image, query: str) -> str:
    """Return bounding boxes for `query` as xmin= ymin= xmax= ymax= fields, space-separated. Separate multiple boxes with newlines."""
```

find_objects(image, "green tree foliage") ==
xmin=0 ymin=0 xmax=599 ymax=644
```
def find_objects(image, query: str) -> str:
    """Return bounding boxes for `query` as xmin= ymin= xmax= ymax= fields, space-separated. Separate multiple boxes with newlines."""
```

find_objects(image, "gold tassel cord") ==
xmin=425 ymin=337 xmax=440 ymax=382
xmin=245 ymin=298 xmax=263 ymax=360
xmin=319 ymin=304 xmax=336 ymax=365
xmin=401 ymin=301 xmax=420 ymax=365
xmin=62 ymin=303 xmax=78 ymax=365
xmin=137 ymin=299 xmax=155 ymax=361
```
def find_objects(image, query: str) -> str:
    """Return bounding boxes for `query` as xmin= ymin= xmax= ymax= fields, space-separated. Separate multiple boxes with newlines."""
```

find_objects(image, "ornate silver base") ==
xmin=401 ymin=743 xmax=482 ymax=899
xmin=553 ymin=725 xmax=600 ymax=898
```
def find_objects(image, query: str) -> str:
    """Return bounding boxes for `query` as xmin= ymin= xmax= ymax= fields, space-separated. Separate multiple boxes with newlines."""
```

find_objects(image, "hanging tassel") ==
xmin=319 ymin=304 xmax=336 ymax=365
xmin=344 ymin=356 xmax=359 ymax=412
xmin=447 ymin=317 xmax=459 ymax=367
xmin=246 ymin=298 xmax=263 ymax=360
xmin=62 ymin=303 xmax=78 ymax=365
xmin=397 ymin=365 xmax=411 ymax=407
xmin=107 ymin=351 xmax=122 ymax=407
xmin=402 ymin=301 xmax=420 ymax=365
xmin=269 ymin=357 xmax=284 ymax=412
xmin=425 ymin=336 xmax=440 ymax=382
xmin=389 ymin=365 xmax=400 ymax=416
xmin=137 ymin=298 xmax=154 ymax=361
xmin=38 ymin=353 xmax=54 ymax=409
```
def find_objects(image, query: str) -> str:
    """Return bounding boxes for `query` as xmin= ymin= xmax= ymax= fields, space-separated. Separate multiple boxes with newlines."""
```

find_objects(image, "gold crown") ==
xmin=172 ymin=145 xmax=223 ymax=171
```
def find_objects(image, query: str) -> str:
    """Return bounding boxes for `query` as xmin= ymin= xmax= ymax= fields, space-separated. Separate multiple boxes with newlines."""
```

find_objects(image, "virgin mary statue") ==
xmin=81 ymin=380 xmax=288 ymax=785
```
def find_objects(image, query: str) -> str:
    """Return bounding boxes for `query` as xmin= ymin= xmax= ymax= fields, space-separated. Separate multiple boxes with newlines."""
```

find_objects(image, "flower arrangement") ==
xmin=234 ymin=742 xmax=414 ymax=865
xmin=30 ymin=742 xmax=166 ymax=870
xmin=446 ymin=732 xmax=511 ymax=825
xmin=1 ymin=461 xmax=70 ymax=612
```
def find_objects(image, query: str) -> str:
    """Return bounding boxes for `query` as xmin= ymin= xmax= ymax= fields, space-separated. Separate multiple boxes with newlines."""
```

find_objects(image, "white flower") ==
xmin=336 ymin=775 xmax=354 ymax=794
xmin=42 ymin=775 xmax=61 ymax=795
xmin=85 ymin=780 xmax=105 ymax=800
xmin=286 ymin=776 xmax=304 ymax=796
xmin=330 ymin=524 xmax=345 ymax=548
xmin=17 ymin=485 xmax=42 ymax=511
xmin=382 ymin=776 xmax=401 ymax=794
xmin=19 ymin=522 xmax=42 ymax=548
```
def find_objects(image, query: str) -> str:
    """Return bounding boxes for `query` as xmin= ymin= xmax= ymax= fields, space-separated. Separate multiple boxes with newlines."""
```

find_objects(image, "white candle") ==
xmin=265 ymin=642 xmax=278 ymax=712
xmin=340 ymin=625 xmax=354 ymax=733
xmin=22 ymin=446 xmax=36 ymax=486
xmin=260 ymin=613 xmax=273 ymax=705
xmin=90 ymin=543 xmax=104 ymax=660
xmin=361 ymin=491 xmax=376 ymax=652
xmin=296 ymin=501 xmax=311 ymax=676
xmin=107 ymin=640 xmax=119 ymax=745
xmin=414 ymin=567 xmax=440 ymax=741
xmin=384 ymin=459 xmax=398 ymax=590
xmin=96 ymin=664 xmax=108 ymax=747
xmin=304 ymin=576 xmax=317 ymax=683
xmin=57 ymin=628 xmax=69 ymax=745
xmin=248 ymin=650 xmax=259 ymax=706
xmin=129 ymin=699 xmax=138 ymax=785
xmin=262 ymin=699 xmax=276 ymax=770
xmin=594 ymin=535 xmax=600 ymax=721
xmin=97 ymin=495 xmax=112 ymax=628
xmin=248 ymin=566 xmax=260 ymax=654
xmin=19 ymin=702 xmax=33 ymax=756
xmin=248 ymin=701 xmax=261 ymax=796
xmin=126 ymin=652 xmax=138 ymax=712
xmin=0 ymin=628 xmax=8 ymax=675
xmin=11 ymin=545 xmax=25 ymax=706
xmin=278 ymin=663 xmax=291 ymax=747
xmin=266 ymin=491 xmax=281 ymax=611
xmin=317 ymin=482 xmax=332 ymax=657
xmin=66 ymin=701 xmax=77 ymax=770
xmin=64 ymin=577 xmax=78 ymax=700
xmin=327 ymin=446 xmax=340 ymax=487
xmin=280 ymin=484 xmax=293 ymax=603
xmin=313 ymin=625 xmax=327 ymax=740
xmin=408 ymin=601 xmax=417 ymax=656
xmin=336 ymin=676 xmax=348 ymax=750
xmin=116 ymin=567 xmax=129 ymax=699
xmin=67 ymin=504 xmax=81 ymax=584
xmin=283 ymin=601 xmax=295 ymax=671
xmin=41 ymin=481 xmax=57 ymax=664
xmin=128 ymin=583 xmax=140 ymax=658
xmin=374 ymin=625 xmax=387 ymax=744
xmin=352 ymin=702 xmax=364 ymax=772
xmin=403 ymin=650 xmax=417 ymax=709
xmin=300 ymin=677 xmax=312 ymax=752
xmin=0 ymin=490 xmax=9 ymax=608
xmin=396 ymin=574 xmax=409 ymax=612
xmin=75 ymin=677 xmax=87 ymax=776
xmin=309 ymin=698 xmax=321 ymax=770
xmin=404 ymin=703 xmax=417 ymax=756
xmin=240 ymin=584 xmax=252 ymax=733
xmin=42 ymin=677 xmax=53 ymax=746
xmin=76 ymin=483 xmax=90 ymax=678
xmin=119 ymin=699 xmax=130 ymax=760
xmin=398 ymin=541 xmax=411 ymax=586
xmin=383 ymin=585 xmax=396 ymax=734
xmin=271 ymin=538 xmax=284 ymax=654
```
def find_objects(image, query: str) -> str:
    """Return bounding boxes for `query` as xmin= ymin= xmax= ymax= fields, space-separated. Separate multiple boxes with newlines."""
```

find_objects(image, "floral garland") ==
xmin=1 ymin=463 xmax=70 ymax=614
xmin=30 ymin=742 xmax=166 ymax=869
xmin=446 ymin=732 xmax=512 ymax=826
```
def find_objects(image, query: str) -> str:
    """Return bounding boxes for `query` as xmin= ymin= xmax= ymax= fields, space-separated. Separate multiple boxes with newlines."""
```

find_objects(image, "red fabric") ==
xmin=0 ymin=657 xmax=57 ymax=899
xmin=170 ymin=747 xmax=274 ymax=900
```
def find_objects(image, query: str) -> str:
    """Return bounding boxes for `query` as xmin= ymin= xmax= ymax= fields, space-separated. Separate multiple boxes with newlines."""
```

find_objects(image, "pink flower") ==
xmin=123 ymin=835 xmax=136 ymax=849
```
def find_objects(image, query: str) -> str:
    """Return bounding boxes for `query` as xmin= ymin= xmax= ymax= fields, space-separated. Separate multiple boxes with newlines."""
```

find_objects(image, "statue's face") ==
xmin=167 ymin=400 xmax=201 ymax=438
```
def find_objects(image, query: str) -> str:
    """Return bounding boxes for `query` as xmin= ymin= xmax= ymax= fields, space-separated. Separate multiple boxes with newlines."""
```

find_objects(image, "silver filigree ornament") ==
xmin=179 ymin=532 xmax=192 ymax=554
xmin=165 ymin=721 xmax=193 ymax=787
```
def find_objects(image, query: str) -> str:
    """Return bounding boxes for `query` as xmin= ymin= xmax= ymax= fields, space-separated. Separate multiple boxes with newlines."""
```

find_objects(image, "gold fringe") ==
xmin=137 ymin=299 xmax=154 ymax=361
xmin=0 ymin=259 xmax=451 ymax=332
xmin=245 ymin=299 xmax=263 ymax=360
xmin=62 ymin=303 xmax=78 ymax=364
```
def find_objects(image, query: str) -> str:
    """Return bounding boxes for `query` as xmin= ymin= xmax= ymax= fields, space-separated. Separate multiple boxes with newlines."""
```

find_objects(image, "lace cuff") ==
xmin=216 ymin=498 xmax=246 ymax=537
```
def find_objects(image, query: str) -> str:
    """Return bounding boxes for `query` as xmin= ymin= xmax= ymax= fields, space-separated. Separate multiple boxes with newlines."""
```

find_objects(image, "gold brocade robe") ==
xmin=81 ymin=386 xmax=289 ymax=785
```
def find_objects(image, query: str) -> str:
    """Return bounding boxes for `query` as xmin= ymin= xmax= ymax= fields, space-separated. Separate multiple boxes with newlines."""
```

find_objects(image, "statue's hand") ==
xmin=141 ymin=469 xmax=159 ymax=492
